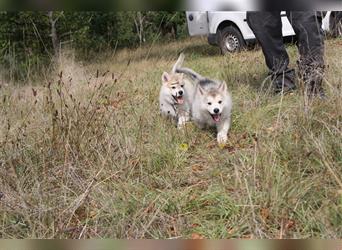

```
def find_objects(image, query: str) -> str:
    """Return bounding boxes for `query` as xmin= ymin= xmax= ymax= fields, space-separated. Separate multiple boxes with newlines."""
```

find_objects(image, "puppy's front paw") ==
xmin=177 ymin=116 xmax=188 ymax=129
xmin=177 ymin=123 xmax=185 ymax=130
xmin=177 ymin=116 xmax=190 ymax=129
xmin=217 ymin=132 xmax=228 ymax=145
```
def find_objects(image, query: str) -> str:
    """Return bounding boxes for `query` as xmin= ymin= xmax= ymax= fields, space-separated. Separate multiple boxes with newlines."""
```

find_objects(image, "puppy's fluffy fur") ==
xmin=176 ymin=67 xmax=232 ymax=144
xmin=159 ymin=54 xmax=194 ymax=128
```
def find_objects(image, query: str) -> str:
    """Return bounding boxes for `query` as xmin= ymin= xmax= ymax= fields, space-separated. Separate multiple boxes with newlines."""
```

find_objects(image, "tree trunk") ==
xmin=133 ymin=11 xmax=145 ymax=46
xmin=48 ymin=11 xmax=60 ymax=57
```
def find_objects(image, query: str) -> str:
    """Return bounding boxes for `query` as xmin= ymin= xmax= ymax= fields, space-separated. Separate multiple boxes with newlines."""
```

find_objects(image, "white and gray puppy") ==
xmin=176 ymin=67 xmax=232 ymax=145
xmin=159 ymin=53 xmax=194 ymax=128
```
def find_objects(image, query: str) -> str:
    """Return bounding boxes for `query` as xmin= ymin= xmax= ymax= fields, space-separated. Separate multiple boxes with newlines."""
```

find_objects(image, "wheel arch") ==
xmin=216 ymin=20 xmax=243 ymax=38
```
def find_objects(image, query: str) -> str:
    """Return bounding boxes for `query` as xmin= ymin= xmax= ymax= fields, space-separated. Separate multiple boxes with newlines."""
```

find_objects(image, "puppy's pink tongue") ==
xmin=177 ymin=97 xmax=184 ymax=104
xmin=213 ymin=115 xmax=221 ymax=122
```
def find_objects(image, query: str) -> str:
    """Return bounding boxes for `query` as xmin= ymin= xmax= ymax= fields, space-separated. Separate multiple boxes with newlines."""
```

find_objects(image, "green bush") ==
xmin=0 ymin=11 xmax=187 ymax=82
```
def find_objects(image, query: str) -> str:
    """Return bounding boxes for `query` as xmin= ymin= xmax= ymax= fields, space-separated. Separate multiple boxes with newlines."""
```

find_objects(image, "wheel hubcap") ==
xmin=225 ymin=34 xmax=239 ymax=52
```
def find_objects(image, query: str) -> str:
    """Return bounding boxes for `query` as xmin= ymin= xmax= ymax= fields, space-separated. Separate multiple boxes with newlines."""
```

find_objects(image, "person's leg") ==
xmin=287 ymin=11 xmax=325 ymax=97
xmin=247 ymin=11 xmax=296 ymax=93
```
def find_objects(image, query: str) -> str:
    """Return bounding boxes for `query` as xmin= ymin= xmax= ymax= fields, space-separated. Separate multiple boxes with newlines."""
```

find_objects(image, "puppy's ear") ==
xmin=162 ymin=72 xmax=170 ymax=83
xmin=198 ymin=85 xmax=205 ymax=95
xmin=219 ymin=81 xmax=227 ymax=92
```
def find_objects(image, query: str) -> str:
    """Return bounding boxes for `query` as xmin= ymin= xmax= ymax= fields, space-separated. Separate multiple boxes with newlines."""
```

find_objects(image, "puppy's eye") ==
xmin=181 ymin=85 xmax=184 ymax=88
xmin=218 ymin=101 xmax=222 ymax=104
xmin=172 ymin=86 xmax=176 ymax=89
xmin=208 ymin=102 xmax=212 ymax=105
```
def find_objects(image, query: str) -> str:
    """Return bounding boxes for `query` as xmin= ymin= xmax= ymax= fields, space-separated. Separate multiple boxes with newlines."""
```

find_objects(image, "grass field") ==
xmin=0 ymin=37 xmax=341 ymax=239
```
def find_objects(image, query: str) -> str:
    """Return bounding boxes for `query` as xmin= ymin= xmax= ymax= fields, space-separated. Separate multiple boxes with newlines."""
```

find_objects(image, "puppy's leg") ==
xmin=177 ymin=115 xmax=188 ymax=129
xmin=217 ymin=119 xmax=231 ymax=144
xmin=177 ymin=109 xmax=190 ymax=129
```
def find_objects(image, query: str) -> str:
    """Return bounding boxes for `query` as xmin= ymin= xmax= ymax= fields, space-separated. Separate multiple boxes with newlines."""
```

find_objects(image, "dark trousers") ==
xmin=246 ymin=11 xmax=325 ymax=89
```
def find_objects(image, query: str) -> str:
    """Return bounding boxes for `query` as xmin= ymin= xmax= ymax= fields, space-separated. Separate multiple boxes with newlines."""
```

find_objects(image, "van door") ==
xmin=186 ymin=11 xmax=210 ymax=36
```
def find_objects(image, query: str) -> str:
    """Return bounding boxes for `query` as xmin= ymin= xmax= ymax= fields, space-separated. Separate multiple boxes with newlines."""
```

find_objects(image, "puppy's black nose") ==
xmin=178 ymin=90 xmax=183 ymax=96
xmin=214 ymin=108 xmax=219 ymax=114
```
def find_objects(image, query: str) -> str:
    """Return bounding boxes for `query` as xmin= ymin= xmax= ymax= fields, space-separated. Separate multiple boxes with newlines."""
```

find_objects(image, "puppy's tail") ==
xmin=176 ymin=67 xmax=205 ymax=82
xmin=171 ymin=53 xmax=185 ymax=73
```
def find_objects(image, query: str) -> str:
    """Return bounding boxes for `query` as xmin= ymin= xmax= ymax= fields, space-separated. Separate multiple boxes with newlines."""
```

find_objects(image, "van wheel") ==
xmin=219 ymin=26 xmax=245 ymax=54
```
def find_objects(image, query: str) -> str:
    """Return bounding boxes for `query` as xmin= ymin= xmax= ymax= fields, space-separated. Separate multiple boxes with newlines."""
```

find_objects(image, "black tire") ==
xmin=218 ymin=26 xmax=246 ymax=54
xmin=330 ymin=12 xmax=342 ymax=38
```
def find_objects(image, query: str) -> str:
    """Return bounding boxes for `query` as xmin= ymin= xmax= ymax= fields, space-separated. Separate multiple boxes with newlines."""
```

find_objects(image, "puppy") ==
xmin=176 ymin=67 xmax=232 ymax=145
xmin=159 ymin=53 xmax=194 ymax=128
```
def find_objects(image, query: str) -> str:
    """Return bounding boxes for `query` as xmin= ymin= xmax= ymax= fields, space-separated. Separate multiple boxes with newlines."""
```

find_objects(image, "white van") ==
xmin=186 ymin=11 xmax=342 ymax=54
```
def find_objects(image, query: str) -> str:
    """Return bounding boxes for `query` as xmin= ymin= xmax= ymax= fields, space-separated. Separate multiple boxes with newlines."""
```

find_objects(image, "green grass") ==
xmin=0 ymin=37 xmax=341 ymax=239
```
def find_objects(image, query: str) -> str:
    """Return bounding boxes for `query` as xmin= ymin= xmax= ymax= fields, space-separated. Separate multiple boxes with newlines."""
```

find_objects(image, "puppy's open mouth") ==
xmin=173 ymin=95 xmax=184 ymax=104
xmin=210 ymin=113 xmax=221 ymax=123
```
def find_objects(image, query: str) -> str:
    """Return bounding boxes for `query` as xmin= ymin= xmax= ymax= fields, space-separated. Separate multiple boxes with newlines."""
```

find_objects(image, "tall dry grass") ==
xmin=0 ymin=37 xmax=341 ymax=239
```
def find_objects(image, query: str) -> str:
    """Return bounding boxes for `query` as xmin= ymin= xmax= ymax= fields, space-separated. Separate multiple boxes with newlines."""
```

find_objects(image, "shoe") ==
xmin=272 ymin=69 xmax=297 ymax=94
xmin=297 ymin=59 xmax=326 ymax=100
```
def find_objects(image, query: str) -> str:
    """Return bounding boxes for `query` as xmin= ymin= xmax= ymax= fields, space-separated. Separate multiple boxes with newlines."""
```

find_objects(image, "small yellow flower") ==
xmin=218 ymin=143 xmax=226 ymax=149
xmin=179 ymin=143 xmax=189 ymax=151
